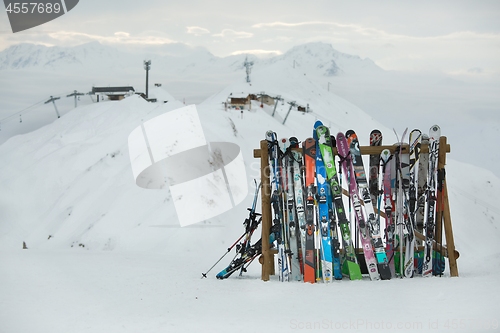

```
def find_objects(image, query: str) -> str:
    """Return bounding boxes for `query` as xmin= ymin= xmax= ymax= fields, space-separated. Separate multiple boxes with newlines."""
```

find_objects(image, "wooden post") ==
xmin=443 ymin=181 xmax=458 ymax=277
xmin=256 ymin=140 xmax=274 ymax=281
xmin=438 ymin=137 xmax=458 ymax=277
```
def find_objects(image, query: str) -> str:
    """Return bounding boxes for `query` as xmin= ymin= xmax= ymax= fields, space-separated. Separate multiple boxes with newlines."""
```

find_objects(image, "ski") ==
xmin=328 ymin=193 xmax=343 ymax=280
xmin=316 ymin=125 xmax=362 ymax=280
xmin=204 ymin=181 xmax=262 ymax=278
xmin=380 ymin=149 xmax=396 ymax=277
xmin=346 ymin=130 xmax=391 ymax=280
xmin=302 ymin=137 xmax=317 ymax=283
xmin=416 ymin=133 xmax=430 ymax=245
xmin=266 ymin=131 xmax=289 ymax=282
xmin=282 ymin=138 xmax=302 ymax=281
xmin=337 ymin=131 xmax=380 ymax=281
xmin=393 ymin=128 xmax=408 ymax=277
xmin=290 ymin=138 xmax=306 ymax=277
xmin=369 ymin=129 xmax=383 ymax=204
xmin=313 ymin=121 xmax=333 ymax=282
xmin=216 ymin=239 xmax=262 ymax=279
xmin=401 ymin=129 xmax=422 ymax=278
xmin=422 ymin=125 xmax=440 ymax=277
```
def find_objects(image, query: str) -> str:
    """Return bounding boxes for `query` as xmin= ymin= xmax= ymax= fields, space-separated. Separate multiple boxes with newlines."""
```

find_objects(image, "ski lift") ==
xmin=19 ymin=115 xmax=22 ymax=123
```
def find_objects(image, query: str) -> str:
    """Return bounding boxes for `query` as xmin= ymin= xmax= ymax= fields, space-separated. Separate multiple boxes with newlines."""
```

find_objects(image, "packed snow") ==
xmin=0 ymin=42 xmax=499 ymax=333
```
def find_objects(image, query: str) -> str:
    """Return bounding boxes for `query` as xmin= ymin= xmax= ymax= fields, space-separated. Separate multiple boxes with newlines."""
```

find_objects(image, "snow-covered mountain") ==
xmin=1 ymin=54 xmax=499 ymax=332
xmin=0 ymin=42 xmax=124 ymax=70
xmin=0 ymin=41 xmax=385 ymax=145
xmin=266 ymin=42 xmax=384 ymax=77
xmin=0 ymin=41 xmax=218 ymax=71
xmin=0 ymin=41 xmax=381 ymax=110
xmin=0 ymin=41 xmax=380 ymax=75
xmin=0 ymin=40 xmax=498 ymax=177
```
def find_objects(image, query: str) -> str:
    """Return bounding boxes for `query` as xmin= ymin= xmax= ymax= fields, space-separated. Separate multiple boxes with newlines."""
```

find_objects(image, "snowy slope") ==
xmin=1 ymin=60 xmax=500 ymax=332
xmin=2 ymin=40 xmax=498 ymax=179
xmin=0 ymin=41 xmax=378 ymax=117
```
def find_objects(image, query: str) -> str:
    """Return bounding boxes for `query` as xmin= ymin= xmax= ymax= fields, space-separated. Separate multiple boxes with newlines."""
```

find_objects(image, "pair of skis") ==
xmin=267 ymin=131 xmax=304 ymax=281
xmin=203 ymin=181 xmax=264 ymax=279
xmin=389 ymin=126 xmax=441 ymax=278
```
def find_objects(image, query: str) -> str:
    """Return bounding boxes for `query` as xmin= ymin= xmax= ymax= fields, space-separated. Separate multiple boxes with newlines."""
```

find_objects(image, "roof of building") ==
xmin=92 ymin=86 xmax=135 ymax=94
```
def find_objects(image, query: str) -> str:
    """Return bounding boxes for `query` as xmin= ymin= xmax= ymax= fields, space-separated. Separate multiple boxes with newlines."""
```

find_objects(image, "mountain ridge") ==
xmin=0 ymin=41 xmax=383 ymax=77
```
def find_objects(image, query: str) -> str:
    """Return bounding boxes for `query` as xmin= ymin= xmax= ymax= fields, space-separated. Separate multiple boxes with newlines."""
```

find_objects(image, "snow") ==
xmin=1 ymin=42 xmax=498 ymax=177
xmin=0 ymin=42 xmax=500 ymax=332
xmin=1 ymin=250 xmax=499 ymax=332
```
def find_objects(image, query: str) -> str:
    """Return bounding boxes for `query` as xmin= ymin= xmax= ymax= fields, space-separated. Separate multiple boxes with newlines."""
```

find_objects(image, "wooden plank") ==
xmin=255 ymin=144 xmax=451 ymax=158
xmin=358 ymin=143 xmax=450 ymax=155
xmin=437 ymin=137 xmax=459 ymax=277
xmin=443 ymin=179 xmax=459 ymax=277
xmin=258 ymin=140 xmax=274 ymax=281
xmin=414 ymin=230 xmax=460 ymax=259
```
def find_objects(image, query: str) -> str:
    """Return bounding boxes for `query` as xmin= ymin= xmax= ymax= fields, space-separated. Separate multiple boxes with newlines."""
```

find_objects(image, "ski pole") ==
xmin=201 ymin=231 xmax=247 ymax=278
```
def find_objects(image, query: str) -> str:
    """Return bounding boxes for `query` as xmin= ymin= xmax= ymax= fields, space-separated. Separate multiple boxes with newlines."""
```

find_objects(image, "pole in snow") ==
xmin=283 ymin=101 xmax=296 ymax=125
xmin=144 ymin=60 xmax=151 ymax=99
xmin=243 ymin=56 xmax=254 ymax=83
xmin=45 ymin=96 xmax=61 ymax=118
xmin=67 ymin=90 xmax=84 ymax=108
xmin=271 ymin=95 xmax=281 ymax=117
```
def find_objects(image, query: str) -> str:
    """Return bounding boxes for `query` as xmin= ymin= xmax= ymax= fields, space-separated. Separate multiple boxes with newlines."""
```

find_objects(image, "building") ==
xmin=228 ymin=93 xmax=250 ymax=108
xmin=91 ymin=86 xmax=135 ymax=101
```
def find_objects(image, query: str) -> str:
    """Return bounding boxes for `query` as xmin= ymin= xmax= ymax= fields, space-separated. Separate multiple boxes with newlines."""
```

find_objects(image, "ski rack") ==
xmin=253 ymin=136 xmax=459 ymax=281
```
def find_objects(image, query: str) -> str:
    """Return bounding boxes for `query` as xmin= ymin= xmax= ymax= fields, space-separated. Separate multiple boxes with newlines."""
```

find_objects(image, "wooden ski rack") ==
xmin=253 ymin=136 xmax=459 ymax=281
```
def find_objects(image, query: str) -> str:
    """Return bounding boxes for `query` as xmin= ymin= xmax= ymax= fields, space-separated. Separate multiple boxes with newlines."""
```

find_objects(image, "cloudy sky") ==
xmin=0 ymin=0 xmax=499 ymax=76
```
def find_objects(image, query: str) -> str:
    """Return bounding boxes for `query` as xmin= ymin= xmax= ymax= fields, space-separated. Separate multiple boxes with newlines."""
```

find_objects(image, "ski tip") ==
xmin=370 ymin=129 xmax=382 ymax=137
xmin=370 ymin=129 xmax=382 ymax=143
xmin=265 ymin=130 xmax=276 ymax=141
xmin=314 ymin=120 xmax=324 ymax=128
xmin=330 ymin=135 xmax=336 ymax=147
xmin=289 ymin=136 xmax=299 ymax=147
xmin=345 ymin=129 xmax=355 ymax=137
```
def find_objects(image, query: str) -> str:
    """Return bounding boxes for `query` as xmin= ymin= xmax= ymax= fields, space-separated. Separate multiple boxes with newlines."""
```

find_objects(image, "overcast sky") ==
xmin=0 ymin=0 xmax=499 ymax=76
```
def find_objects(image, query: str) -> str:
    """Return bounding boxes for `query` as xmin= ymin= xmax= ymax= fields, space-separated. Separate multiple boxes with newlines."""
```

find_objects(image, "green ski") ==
xmin=316 ymin=125 xmax=362 ymax=280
